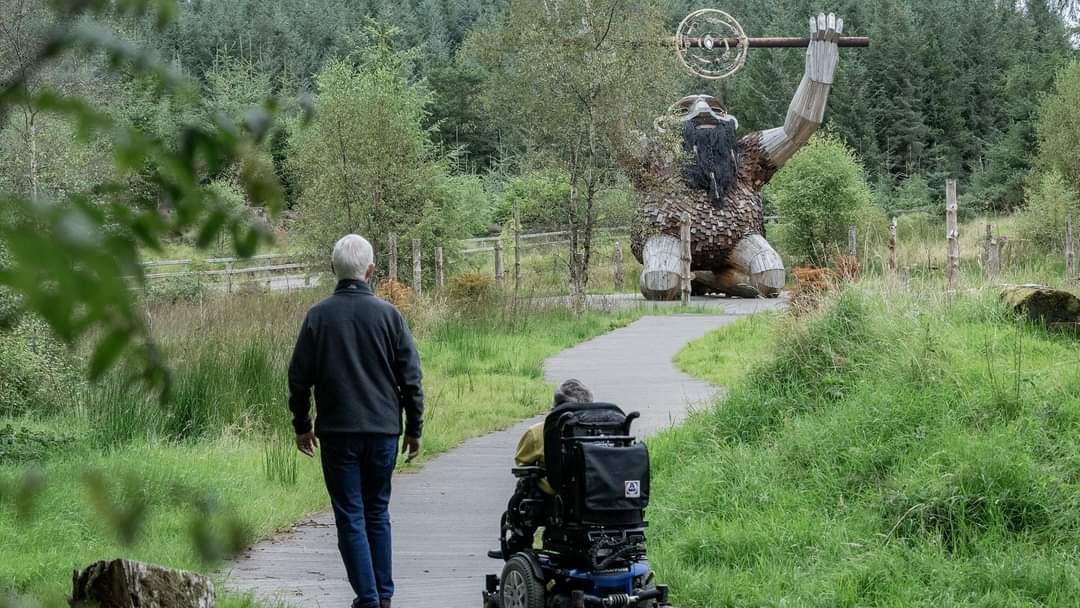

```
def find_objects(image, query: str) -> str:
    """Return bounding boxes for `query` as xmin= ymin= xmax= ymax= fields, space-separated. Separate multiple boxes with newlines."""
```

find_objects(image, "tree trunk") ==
xmin=434 ymin=246 xmax=444 ymax=290
xmin=513 ymin=207 xmax=522 ymax=294
xmin=387 ymin=234 xmax=398 ymax=282
xmin=888 ymin=217 xmax=898 ymax=274
xmin=72 ymin=559 xmax=214 ymax=608
xmin=1066 ymin=216 xmax=1075 ymax=282
xmin=613 ymin=240 xmax=625 ymax=291
xmin=494 ymin=239 xmax=505 ymax=287
xmin=28 ymin=113 xmax=38 ymax=203
xmin=680 ymin=213 xmax=692 ymax=306
xmin=412 ymin=238 xmax=422 ymax=295
xmin=946 ymin=179 xmax=959 ymax=290
xmin=639 ymin=235 xmax=681 ymax=300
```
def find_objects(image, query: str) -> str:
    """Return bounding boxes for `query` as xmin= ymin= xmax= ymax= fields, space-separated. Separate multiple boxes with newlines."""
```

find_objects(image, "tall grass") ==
xmin=262 ymin=426 xmax=298 ymax=487
xmin=651 ymin=282 xmax=1080 ymax=606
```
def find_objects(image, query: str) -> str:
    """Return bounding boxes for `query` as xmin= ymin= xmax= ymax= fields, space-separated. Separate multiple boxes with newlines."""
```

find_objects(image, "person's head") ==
xmin=553 ymin=379 xmax=593 ymax=407
xmin=331 ymin=234 xmax=375 ymax=282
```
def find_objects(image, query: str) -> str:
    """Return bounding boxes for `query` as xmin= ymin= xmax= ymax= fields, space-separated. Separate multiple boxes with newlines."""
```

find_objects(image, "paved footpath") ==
xmin=225 ymin=298 xmax=783 ymax=607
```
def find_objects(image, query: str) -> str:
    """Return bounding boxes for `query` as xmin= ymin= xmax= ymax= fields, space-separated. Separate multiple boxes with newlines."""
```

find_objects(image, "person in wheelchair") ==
xmin=488 ymin=379 xmax=594 ymax=560
xmin=484 ymin=381 xmax=671 ymax=608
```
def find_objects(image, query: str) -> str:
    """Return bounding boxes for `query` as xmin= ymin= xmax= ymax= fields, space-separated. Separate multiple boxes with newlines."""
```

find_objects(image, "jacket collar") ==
xmin=334 ymin=279 xmax=374 ymax=295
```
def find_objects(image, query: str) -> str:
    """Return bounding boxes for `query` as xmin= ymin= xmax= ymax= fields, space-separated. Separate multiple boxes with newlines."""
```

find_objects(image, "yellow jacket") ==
xmin=515 ymin=422 xmax=554 ymax=494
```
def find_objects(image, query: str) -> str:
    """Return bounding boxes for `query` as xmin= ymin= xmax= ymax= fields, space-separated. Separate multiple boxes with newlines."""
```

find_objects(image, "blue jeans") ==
xmin=320 ymin=434 xmax=398 ymax=608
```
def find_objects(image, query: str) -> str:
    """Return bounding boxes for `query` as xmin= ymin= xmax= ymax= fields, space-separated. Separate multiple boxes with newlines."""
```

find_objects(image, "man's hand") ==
xmin=296 ymin=431 xmax=318 ymax=457
xmin=805 ymin=13 xmax=843 ymax=85
xmin=402 ymin=435 xmax=421 ymax=464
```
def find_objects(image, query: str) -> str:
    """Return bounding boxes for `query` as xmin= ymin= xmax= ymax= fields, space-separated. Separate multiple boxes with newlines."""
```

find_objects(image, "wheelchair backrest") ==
xmin=542 ymin=402 xmax=650 ymax=525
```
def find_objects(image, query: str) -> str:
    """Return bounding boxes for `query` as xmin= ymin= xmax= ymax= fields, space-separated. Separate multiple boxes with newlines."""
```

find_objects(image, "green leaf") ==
xmin=89 ymin=328 xmax=132 ymax=381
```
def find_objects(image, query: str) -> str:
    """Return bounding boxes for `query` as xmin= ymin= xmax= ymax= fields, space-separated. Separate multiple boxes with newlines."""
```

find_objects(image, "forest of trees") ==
xmin=2 ymin=0 xmax=1079 ymax=254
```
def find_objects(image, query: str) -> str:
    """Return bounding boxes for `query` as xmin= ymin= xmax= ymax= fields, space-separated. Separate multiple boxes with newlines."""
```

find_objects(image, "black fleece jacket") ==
xmin=288 ymin=279 xmax=424 ymax=438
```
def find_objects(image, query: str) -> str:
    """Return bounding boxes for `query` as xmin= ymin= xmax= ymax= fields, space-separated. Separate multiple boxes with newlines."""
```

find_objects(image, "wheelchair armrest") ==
xmin=512 ymin=466 xmax=545 ymax=478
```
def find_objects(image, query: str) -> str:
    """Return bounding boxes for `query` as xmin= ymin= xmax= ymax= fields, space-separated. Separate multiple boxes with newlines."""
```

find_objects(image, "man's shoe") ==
xmin=486 ymin=549 xmax=504 ymax=560
xmin=380 ymin=600 xmax=391 ymax=608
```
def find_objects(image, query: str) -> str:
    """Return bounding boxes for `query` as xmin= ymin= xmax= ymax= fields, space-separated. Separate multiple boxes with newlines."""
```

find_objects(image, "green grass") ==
xmin=674 ymin=313 xmax=776 ymax=387
xmin=0 ymin=289 xmax=651 ymax=605
xmin=648 ymin=283 xmax=1080 ymax=607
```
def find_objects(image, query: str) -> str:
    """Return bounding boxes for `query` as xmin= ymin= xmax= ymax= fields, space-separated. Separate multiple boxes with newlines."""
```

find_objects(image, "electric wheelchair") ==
xmin=483 ymin=402 xmax=672 ymax=608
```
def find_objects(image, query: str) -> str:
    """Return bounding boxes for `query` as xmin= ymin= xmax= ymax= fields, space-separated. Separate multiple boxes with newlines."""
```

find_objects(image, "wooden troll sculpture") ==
xmin=625 ymin=14 xmax=845 ymax=299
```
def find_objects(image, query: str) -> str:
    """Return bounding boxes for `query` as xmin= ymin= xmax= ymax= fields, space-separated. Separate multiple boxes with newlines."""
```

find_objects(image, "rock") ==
xmin=1000 ymin=285 xmax=1080 ymax=326
xmin=71 ymin=559 xmax=215 ymax=608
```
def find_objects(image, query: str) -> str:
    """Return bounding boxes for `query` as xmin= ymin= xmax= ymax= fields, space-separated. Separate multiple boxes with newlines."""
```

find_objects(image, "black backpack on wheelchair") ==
xmin=485 ymin=402 xmax=671 ymax=608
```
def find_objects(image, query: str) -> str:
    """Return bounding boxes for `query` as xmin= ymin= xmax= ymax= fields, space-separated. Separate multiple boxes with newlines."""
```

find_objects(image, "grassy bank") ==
xmin=651 ymin=282 xmax=1080 ymax=607
xmin=0 ymin=289 xmax=643 ymax=605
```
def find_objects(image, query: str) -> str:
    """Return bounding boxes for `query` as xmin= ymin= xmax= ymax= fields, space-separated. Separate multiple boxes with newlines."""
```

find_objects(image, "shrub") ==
xmin=896 ymin=211 xmax=938 ymax=243
xmin=1017 ymin=170 xmax=1080 ymax=250
xmin=0 ymin=317 xmax=81 ymax=416
xmin=885 ymin=174 xmax=934 ymax=215
xmin=375 ymin=279 xmax=417 ymax=315
xmin=0 ymin=243 xmax=20 ymax=330
xmin=492 ymin=168 xmax=572 ymax=229
xmin=1037 ymin=60 xmax=1080 ymax=193
xmin=765 ymin=133 xmax=875 ymax=266
xmin=448 ymin=271 xmax=496 ymax=304
xmin=0 ymin=424 xmax=75 ymax=464
xmin=145 ymin=274 xmax=211 ymax=305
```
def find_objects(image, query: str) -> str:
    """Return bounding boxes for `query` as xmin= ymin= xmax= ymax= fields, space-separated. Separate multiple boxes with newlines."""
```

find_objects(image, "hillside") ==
xmin=650 ymin=284 xmax=1080 ymax=606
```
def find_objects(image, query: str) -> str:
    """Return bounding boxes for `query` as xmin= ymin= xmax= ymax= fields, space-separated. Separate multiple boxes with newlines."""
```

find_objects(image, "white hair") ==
xmin=332 ymin=234 xmax=375 ymax=281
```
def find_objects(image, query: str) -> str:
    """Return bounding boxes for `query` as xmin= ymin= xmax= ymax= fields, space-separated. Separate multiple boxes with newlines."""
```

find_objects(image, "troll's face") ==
xmin=667 ymin=95 xmax=738 ymax=204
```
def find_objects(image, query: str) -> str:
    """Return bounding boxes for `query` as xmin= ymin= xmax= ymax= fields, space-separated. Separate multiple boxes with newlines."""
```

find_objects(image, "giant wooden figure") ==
xmin=627 ymin=13 xmax=851 ymax=299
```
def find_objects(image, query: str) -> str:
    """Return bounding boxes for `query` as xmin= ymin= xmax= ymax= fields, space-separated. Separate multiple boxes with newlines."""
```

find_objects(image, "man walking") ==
xmin=288 ymin=234 xmax=424 ymax=608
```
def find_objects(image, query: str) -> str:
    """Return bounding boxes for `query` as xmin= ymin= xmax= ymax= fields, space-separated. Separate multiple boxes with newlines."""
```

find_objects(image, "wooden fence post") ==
xmin=946 ymin=179 xmax=960 ymax=290
xmin=225 ymin=260 xmax=233 ymax=294
xmin=434 ymin=246 xmax=444 ymax=290
xmin=888 ymin=217 xmax=898 ymax=274
xmin=513 ymin=224 xmax=522 ymax=293
xmin=494 ymin=240 xmax=505 ymax=287
xmin=985 ymin=224 xmax=993 ymax=268
xmin=412 ymin=238 xmax=422 ymax=296
xmin=1067 ymin=216 xmax=1075 ymax=282
xmin=988 ymin=237 xmax=1000 ymax=280
xmin=680 ymin=213 xmax=692 ymax=306
xmin=613 ymin=240 xmax=625 ymax=291
xmin=388 ymin=234 xmax=398 ymax=283
xmin=848 ymin=224 xmax=857 ymax=257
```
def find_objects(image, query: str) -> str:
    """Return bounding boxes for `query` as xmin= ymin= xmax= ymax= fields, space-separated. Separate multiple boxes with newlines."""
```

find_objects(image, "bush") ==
xmin=0 ymin=317 xmax=81 ymax=416
xmin=144 ymin=273 xmax=211 ymax=305
xmin=1017 ymin=170 xmax=1080 ymax=250
xmin=765 ymin=133 xmax=875 ymax=265
xmin=880 ymin=174 xmax=934 ymax=215
xmin=1037 ymin=60 xmax=1080 ymax=193
xmin=448 ymin=271 xmax=496 ymax=304
xmin=375 ymin=279 xmax=417 ymax=315
xmin=492 ymin=168 xmax=572 ymax=229
xmin=896 ymin=211 xmax=938 ymax=243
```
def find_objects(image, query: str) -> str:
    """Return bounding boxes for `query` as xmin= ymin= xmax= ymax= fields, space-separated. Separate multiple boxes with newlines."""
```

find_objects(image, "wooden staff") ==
xmin=682 ymin=36 xmax=870 ymax=49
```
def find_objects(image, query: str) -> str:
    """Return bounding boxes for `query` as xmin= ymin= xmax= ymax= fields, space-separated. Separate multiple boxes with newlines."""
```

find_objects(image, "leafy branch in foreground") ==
xmin=0 ymin=0 xmax=302 ymax=398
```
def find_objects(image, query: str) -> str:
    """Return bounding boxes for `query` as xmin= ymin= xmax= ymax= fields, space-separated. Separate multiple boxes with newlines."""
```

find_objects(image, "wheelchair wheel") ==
xmin=499 ymin=554 xmax=545 ymax=608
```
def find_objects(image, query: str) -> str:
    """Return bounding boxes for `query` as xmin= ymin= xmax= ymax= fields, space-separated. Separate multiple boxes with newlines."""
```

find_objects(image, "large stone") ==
xmin=1000 ymin=284 xmax=1080 ymax=327
xmin=71 ymin=559 xmax=215 ymax=608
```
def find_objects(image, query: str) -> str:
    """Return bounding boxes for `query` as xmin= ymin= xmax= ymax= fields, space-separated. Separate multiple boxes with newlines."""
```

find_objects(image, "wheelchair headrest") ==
xmin=542 ymin=402 xmax=628 ymax=494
